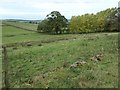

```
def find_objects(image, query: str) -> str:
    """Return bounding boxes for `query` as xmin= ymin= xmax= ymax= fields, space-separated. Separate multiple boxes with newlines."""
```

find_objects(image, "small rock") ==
xmin=90 ymin=53 xmax=103 ymax=61
xmin=70 ymin=64 xmax=77 ymax=68
xmin=95 ymin=53 xmax=103 ymax=61
xmin=75 ymin=61 xmax=87 ymax=66
xmin=70 ymin=60 xmax=87 ymax=68
xmin=90 ymin=56 xmax=98 ymax=61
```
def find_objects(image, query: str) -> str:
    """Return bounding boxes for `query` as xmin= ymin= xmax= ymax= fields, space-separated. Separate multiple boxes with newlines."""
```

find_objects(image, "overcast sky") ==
xmin=0 ymin=0 xmax=119 ymax=20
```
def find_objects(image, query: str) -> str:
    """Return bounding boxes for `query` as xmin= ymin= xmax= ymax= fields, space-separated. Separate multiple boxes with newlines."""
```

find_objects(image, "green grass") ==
xmin=2 ymin=23 xmax=118 ymax=88
xmin=3 ymin=21 xmax=38 ymax=31
xmin=2 ymin=26 xmax=38 ymax=44
xmin=2 ymin=26 xmax=81 ymax=45
xmin=3 ymin=32 xmax=118 ymax=88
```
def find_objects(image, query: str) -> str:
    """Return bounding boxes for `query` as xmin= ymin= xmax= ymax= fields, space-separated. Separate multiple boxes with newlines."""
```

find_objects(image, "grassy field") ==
xmin=2 ymin=26 xmax=82 ymax=45
xmin=2 ymin=21 xmax=38 ymax=31
xmin=2 ymin=23 xmax=118 ymax=88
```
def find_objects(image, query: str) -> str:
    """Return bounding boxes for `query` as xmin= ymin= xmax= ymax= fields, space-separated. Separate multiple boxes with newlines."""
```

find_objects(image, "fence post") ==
xmin=2 ymin=46 xmax=9 ymax=89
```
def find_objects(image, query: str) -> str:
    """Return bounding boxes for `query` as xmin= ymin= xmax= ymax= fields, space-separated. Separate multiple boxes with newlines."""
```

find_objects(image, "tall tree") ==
xmin=46 ymin=11 xmax=68 ymax=34
xmin=69 ymin=7 xmax=118 ymax=33
xmin=37 ymin=11 xmax=68 ymax=34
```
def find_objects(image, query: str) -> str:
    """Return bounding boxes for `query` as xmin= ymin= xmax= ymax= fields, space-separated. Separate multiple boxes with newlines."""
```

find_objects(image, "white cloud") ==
xmin=0 ymin=0 xmax=119 ymax=19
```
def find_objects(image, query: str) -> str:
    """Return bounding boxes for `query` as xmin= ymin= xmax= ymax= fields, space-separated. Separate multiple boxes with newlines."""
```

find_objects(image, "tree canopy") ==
xmin=37 ymin=8 xmax=119 ymax=34
xmin=37 ymin=11 xmax=68 ymax=34
xmin=69 ymin=7 xmax=118 ymax=33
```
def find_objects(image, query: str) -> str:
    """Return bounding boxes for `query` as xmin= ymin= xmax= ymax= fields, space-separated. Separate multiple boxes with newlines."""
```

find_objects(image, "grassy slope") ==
xmin=2 ymin=23 xmax=118 ymax=88
xmin=2 ymin=21 xmax=38 ymax=31
xmin=2 ymin=26 xmax=80 ymax=45
xmin=2 ymin=26 xmax=36 ymax=44
xmin=5 ymin=33 xmax=118 ymax=88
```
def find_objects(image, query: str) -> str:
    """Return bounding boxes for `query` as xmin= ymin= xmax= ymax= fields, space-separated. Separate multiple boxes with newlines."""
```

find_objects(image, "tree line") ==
xmin=37 ymin=7 xmax=119 ymax=34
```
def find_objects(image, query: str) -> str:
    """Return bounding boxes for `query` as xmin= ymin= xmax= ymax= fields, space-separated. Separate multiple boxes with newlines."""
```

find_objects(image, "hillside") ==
xmin=2 ymin=21 xmax=38 ymax=31
xmin=2 ymin=22 xmax=118 ymax=88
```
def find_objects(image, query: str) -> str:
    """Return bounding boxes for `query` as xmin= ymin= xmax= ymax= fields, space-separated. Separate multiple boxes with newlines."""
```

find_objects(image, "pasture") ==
xmin=2 ymin=25 xmax=81 ymax=45
xmin=2 ymin=22 xmax=118 ymax=88
xmin=2 ymin=21 xmax=38 ymax=31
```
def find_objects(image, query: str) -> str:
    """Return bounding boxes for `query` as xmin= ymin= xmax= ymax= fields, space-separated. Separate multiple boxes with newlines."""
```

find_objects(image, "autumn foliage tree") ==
xmin=69 ymin=7 xmax=118 ymax=33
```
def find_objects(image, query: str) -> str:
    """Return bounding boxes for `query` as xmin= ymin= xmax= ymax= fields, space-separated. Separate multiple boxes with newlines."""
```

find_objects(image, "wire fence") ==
xmin=2 ymin=45 xmax=39 ymax=88
xmin=2 ymin=46 xmax=9 ymax=89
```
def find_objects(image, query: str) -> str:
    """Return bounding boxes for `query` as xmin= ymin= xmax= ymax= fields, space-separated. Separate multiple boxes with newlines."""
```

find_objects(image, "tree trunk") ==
xmin=55 ymin=28 xmax=58 ymax=34
xmin=55 ymin=26 xmax=59 ymax=34
xmin=59 ymin=29 xmax=62 ymax=34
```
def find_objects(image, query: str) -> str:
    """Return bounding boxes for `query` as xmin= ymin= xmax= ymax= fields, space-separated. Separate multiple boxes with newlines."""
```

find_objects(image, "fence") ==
xmin=2 ymin=46 xmax=9 ymax=89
